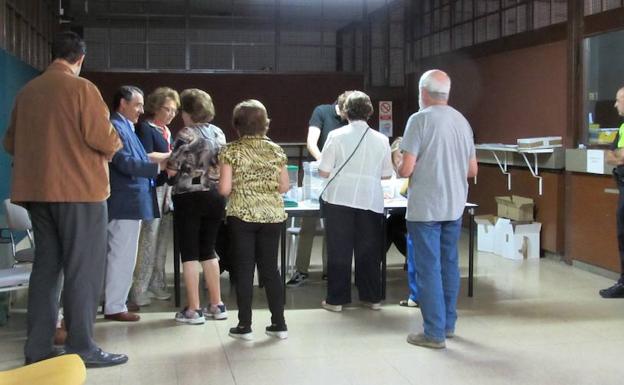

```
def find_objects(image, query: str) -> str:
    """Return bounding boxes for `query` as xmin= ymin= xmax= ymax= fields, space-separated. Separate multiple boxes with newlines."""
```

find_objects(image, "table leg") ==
xmin=468 ymin=207 xmax=475 ymax=297
xmin=381 ymin=210 xmax=387 ymax=300
xmin=173 ymin=220 xmax=181 ymax=307
xmin=281 ymin=219 xmax=287 ymax=304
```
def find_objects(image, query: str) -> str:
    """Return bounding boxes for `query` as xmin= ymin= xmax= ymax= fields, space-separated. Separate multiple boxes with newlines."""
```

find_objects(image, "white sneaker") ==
xmin=399 ymin=298 xmax=419 ymax=308
xmin=362 ymin=301 xmax=381 ymax=310
xmin=321 ymin=300 xmax=342 ymax=312
xmin=175 ymin=308 xmax=205 ymax=325
xmin=204 ymin=303 xmax=228 ymax=320
xmin=133 ymin=292 xmax=152 ymax=307
xmin=148 ymin=287 xmax=171 ymax=301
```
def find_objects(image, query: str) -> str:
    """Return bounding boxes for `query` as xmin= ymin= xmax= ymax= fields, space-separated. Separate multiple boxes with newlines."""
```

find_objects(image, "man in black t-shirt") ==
xmin=307 ymin=103 xmax=346 ymax=160
xmin=601 ymin=86 xmax=624 ymax=298
xmin=286 ymin=91 xmax=350 ymax=287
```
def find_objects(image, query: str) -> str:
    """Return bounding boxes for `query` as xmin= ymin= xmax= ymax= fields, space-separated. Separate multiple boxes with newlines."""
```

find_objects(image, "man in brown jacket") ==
xmin=3 ymin=31 xmax=127 ymax=368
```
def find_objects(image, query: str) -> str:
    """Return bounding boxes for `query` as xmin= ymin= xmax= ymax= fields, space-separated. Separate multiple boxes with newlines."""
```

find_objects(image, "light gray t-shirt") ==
xmin=400 ymin=105 xmax=475 ymax=222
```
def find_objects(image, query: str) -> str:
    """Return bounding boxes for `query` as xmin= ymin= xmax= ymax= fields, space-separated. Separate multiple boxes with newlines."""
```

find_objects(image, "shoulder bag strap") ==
xmin=319 ymin=126 xmax=370 ymax=199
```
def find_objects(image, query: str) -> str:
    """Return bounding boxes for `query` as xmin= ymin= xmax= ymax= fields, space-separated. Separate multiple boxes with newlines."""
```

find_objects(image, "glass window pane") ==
xmin=582 ymin=29 xmax=624 ymax=145
xmin=533 ymin=0 xmax=551 ymax=29
xmin=502 ymin=8 xmax=517 ymax=37
xmin=486 ymin=13 xmax=500 ymax=41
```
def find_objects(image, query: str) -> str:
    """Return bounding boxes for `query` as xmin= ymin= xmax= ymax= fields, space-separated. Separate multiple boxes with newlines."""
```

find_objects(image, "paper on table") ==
xmin=586 ymin=149 xmax=604 ymax=174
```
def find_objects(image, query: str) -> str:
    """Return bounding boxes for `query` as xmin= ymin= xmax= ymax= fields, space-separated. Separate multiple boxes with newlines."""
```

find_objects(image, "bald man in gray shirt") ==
xmin=397 ymin=69 xmax=478 ymax=349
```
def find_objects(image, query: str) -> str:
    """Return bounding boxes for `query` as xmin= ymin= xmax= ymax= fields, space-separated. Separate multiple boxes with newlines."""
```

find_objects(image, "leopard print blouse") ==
xmin=219 ymin=135 xmax=287 ymax=223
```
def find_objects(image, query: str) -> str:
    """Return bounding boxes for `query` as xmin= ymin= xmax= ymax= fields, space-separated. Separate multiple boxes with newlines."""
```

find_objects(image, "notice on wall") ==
xmin=379 ymin=101 xmax=393 ymax=137
xmin=586 ymin=149 xmax=605 ymax=174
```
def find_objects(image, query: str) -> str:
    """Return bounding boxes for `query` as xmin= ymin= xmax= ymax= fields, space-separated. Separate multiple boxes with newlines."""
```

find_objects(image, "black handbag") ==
xmin=318 ymin=126 xmax=370 ymax=218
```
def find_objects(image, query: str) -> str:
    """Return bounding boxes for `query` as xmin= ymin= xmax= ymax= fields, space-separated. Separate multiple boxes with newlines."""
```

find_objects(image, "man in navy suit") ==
xmin=103 ymin=86 xmax=163 ymax=322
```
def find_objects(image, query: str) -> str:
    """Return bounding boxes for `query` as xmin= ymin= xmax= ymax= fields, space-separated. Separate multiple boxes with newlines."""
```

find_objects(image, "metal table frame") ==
xmin=279 ymin=201 xmax=479 ymax=303
xmin=172 ymin=201 xmax=478 ymax=307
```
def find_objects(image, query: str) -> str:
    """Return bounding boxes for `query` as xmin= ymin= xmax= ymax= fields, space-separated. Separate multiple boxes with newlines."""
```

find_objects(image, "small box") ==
xmin=597 ymin=128 xmax=618 ymax=145
xmin=517 ymin=136 xmax=562 ymax=149
xmin=495 ymin=195 xmax=534 ymax=221
xmin=493 ymin=218 xmax=541 ymax=260
xmin=475 ymin=215 xmax=497 ymax=253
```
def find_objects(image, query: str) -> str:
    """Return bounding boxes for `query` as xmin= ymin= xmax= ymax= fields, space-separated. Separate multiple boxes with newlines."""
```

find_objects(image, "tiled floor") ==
xmin=1 ymin=233 xmax=623 ymax=385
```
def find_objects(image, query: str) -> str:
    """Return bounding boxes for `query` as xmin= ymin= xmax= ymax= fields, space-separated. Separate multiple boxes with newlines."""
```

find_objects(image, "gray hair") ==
xmin=419 ymin=70 xmax=451 ymax=101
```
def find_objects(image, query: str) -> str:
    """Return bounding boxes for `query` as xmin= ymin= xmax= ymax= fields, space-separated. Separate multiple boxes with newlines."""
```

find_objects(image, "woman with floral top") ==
xmin=218 ymin=99 xmax=289 ymax=340
xmin=166 ymin=88 xmax=228 ymax=324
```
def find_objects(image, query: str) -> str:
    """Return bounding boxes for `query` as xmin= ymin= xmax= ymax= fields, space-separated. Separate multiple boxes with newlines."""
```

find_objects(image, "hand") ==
xmin=148 ymin=152 xmax=170 ymax=164
xmin=391 ymin=150 xmax=403 ymax=170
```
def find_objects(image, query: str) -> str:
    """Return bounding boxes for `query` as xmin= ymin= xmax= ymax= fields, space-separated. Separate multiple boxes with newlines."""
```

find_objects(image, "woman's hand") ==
xmin=148 ymin=151 xmax=171 ymax=164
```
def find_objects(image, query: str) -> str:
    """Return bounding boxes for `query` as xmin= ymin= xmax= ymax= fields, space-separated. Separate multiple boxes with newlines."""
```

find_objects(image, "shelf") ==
xmin=475 ymin=144 xmax=563 ymax=195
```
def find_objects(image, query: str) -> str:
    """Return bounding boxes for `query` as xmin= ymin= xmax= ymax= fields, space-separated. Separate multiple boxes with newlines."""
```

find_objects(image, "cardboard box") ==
xmin=475 ymin=215 xmax=497 ymax=253
xmin=493 ymin=218 xmax=542 ymax=260
xmin=495 ymin=195 xmax=534 ymax=221
xmin=517 ymin=136 xmax=562 ymax=149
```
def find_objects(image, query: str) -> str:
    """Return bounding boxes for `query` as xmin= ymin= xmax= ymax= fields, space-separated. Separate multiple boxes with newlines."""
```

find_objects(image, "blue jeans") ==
xmin=406 ymin=234 xmax=418 ymax=302
xmin=407 ymin=219 xmax=462 ymax=342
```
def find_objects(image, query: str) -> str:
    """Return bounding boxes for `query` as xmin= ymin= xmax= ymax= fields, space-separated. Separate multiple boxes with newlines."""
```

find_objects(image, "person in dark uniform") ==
xmin=601 ymin=86 xmax=624 ymax=298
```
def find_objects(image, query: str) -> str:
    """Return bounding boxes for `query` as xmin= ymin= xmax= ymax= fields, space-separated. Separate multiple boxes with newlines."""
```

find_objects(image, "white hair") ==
xmin=419 ymin=70 xmax=451 ymax=100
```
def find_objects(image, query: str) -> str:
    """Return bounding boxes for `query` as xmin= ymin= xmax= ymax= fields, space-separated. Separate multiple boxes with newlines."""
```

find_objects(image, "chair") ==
xmin=0 ymin=354 xmax=86 ymax=385
xmin=3 ymin=199 xmax=35 ymax=264
xmin=286 ymin=219 xmax=301 ymax=277
xmin=284 ymin=217 xmax=327 ymax=278
xmin=0 ymin=266 xmax=30 ymax=294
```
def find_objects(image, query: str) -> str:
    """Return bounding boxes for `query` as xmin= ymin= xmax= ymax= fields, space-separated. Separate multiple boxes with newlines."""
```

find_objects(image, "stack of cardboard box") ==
xmin=475 ymin=195 xmax=541 ymax=260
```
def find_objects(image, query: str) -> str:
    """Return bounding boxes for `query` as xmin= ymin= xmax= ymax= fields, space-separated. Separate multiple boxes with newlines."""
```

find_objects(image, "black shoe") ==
xmin=599 ymin=281 xmax=624 ymax=298
xmin=81 ymin=348 xmax=128 ymax=368
xmin=228 ymin=325 xmax=253 ymax=341
xmin=265 ymin=324 xmax=288 ymax=339
xmin=322 ymin=273 xmax=328 ymax=281
xmin=24 ymin=347 xmax=66 ymax=365
xmin=286 ymin=271 xmax=309 ymax=287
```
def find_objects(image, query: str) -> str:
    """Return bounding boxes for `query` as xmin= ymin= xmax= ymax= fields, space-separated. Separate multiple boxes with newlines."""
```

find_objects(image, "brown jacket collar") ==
xmin=46 ymin=60 xmax=77 ymax=76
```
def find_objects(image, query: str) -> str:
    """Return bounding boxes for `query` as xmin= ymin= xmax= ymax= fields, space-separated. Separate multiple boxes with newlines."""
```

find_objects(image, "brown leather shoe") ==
xmin=104 ymin=312 xmax=140 ymax=322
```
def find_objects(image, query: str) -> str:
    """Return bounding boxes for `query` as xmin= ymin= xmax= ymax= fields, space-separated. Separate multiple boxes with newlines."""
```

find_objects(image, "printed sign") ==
xmin=379 ymin=101 xmax=393 ymax=137
xmin=586 ymin=149 xmax=604 ymax=174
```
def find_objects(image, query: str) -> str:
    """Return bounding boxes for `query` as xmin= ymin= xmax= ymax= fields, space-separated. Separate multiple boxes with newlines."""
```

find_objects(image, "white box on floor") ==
xmin=475 ymin=215 xmax=497 ymax=253
xmin=493 ymin=218 xmax=542 ymax=260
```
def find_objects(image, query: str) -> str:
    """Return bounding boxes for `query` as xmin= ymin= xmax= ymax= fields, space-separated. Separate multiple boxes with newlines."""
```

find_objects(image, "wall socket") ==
xmin=588 ymin=92 xmax=598 ymax=101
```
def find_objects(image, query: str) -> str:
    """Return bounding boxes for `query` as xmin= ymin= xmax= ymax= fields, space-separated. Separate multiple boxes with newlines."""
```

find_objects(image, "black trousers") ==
xmin=172 ymin=190 xmax=225 ymax=262
xmin=386 ymin=207 xmax=407 ymax=257
xmin=227 ymin=217 xmax=285 ymax=327
xmin=324 ymin=202 xmax=383 ymax=305
xmin=617 ymin=182 xmax=624 ymax=280
xmin=25 ymin=202 xmax=108 ymax=362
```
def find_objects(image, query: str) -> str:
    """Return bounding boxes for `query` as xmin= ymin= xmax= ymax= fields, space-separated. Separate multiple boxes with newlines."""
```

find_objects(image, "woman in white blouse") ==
xmin=318 ymin=91 xmax=394 ymax=312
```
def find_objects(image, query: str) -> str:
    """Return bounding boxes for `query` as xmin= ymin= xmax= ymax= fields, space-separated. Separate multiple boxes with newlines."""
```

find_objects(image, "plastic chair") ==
xmin=3 ymin=199 xmax=35 ymax=264
xmin=0 ymin=266 xmax=30 ymax=294
xmin=0 ymin=354 xmax=86 ymax=385
xmin=286 ymin=218 xmax=301 ymax=276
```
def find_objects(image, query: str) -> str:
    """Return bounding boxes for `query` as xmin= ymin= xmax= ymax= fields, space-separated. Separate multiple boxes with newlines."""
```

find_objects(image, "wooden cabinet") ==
xmin=566 ymin=172 xmax=620 ymax=272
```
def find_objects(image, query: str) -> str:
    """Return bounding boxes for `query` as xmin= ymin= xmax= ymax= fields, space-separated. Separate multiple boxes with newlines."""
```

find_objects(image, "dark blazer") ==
xmin=108 ymin=113 xmax=159 ymax=220
xmin=135 ymin=120 xmax=170 ymax=187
